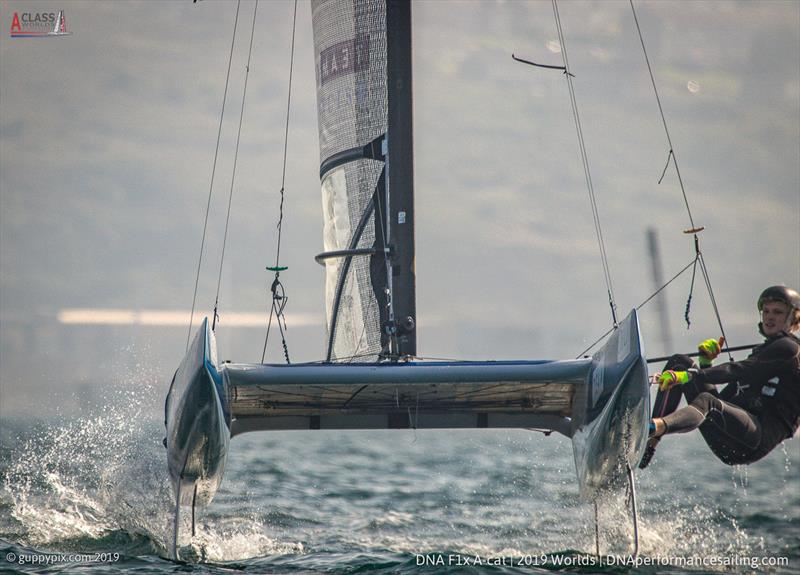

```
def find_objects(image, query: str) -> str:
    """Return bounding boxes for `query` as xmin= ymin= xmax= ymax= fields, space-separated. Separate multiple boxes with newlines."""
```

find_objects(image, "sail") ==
xmin=312 ymin=0 xmax=416 ymax=362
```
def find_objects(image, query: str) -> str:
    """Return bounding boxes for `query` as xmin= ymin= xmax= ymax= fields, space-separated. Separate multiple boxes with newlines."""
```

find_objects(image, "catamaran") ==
xmin=164 ymin=0 xmax=650 ymax=560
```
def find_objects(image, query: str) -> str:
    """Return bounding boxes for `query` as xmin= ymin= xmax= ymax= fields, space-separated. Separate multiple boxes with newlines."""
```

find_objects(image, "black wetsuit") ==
xmin=654 ymin=332 xmax=800 ymax=465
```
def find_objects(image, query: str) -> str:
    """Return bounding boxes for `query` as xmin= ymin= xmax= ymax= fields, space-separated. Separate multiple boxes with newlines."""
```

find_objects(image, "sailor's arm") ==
xmin=692 ymin=337 xmax=799 ymax=385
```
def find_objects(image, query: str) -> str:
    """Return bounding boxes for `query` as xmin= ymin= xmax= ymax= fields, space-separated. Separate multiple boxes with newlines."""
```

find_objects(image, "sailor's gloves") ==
xmin=657 ymin=370 xmax=692 ymax=391
xmin=697 ymin=336 xmax=725 ymax=368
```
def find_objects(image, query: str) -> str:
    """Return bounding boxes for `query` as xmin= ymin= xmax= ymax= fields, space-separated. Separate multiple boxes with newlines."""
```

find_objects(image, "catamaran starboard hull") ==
xmin=571 ymin=310 xmax=650 ymax=499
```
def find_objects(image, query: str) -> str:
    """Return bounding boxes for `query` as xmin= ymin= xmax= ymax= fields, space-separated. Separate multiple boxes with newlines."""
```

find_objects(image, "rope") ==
xmin=186 ymin=0 xmax=241 ymax=350
xmin=212 ymin=0 xmax=259 ymax=331
xmin=262 ymin=0 xmax=298 ymax=364
xmin=630 ymin=0 xmax=732 ymax=361
xmin=344 ymin=320 xmax=369 ymax=364
xmin=261 ymin=274 xmax=290 ymax=364
xmin=552 ymin=0 xmax=618 ymax=326
xmin=629 ymin=1 xmax=695 ymax=229
xmin=684 ymin=254 xmax=699 ymax=329
xmin=274 ymin=0 xmax=297 ymax=271
xmin=699 ymin=252 xmax=734 ymax=361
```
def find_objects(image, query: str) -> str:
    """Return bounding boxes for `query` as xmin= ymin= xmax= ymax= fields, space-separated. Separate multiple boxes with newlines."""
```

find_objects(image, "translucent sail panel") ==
xmin=321 ymin=165 xmax=384 ymax=361
xmin=313 ymin=0 xmax=389 ymax=361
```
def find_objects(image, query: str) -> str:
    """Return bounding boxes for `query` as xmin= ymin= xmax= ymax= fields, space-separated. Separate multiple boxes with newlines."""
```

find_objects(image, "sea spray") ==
xmin=1 ymin=375 xmax=303 ymax=563
xmin=3 ymin=382 xmax=173 ymax=551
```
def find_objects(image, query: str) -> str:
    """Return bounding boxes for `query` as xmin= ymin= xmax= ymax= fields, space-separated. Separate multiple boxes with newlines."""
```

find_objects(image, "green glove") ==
xmin=658 ymin=370 xmax=691 ymax=391
xmin=697 ymin=336 xmax=725 ymax=368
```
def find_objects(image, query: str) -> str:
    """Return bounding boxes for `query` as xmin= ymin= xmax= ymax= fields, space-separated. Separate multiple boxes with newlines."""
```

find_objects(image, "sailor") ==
xmin=639 ymin=285 xmax=800 ymax=468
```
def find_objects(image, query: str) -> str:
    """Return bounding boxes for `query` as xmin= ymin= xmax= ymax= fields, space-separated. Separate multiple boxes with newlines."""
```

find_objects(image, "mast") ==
xmin=385 ymin=0 xmax=416 ymax=356
xmin=646 ymin=228 xmax=673 ymax=354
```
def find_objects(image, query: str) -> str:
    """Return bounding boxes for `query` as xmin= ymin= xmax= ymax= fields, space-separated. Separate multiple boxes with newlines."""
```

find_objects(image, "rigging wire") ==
xmin=275 ymin=0 xmax=297 ymax=271
xmin=629 ymin=2 xmax=694 ymax=230
xmin=629 ymin=0 xmax=732 ymax=360
xmin=262 ymin=0 xmax=298 ymax=364
xmin=212 ymin=0 xmax=260 ymax=332
xmin=344 ymin=320 xmax=370 ymax=364
xmin=186 ymin=0 xmax=241 ymax=350
xmin=552 ymin=0 xmax=618 ymax=327
xmin=576 ymin=256 xmax=699 ymax=358
xmin=262 ymin=273 xmax=290 ymax=364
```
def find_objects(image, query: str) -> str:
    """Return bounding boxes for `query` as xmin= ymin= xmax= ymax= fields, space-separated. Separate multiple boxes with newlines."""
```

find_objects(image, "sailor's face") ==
xmin=761 ymin=301 xmax=790 ymax=336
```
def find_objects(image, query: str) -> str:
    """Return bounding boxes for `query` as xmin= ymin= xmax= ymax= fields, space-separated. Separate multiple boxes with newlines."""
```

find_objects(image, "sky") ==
xmin=0 ymin=0 xmax=798 ymax=417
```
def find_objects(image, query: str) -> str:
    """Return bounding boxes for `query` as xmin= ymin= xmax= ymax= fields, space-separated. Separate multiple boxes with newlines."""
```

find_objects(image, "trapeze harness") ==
xmin=657 ymin=332 xmax=800 ymax=465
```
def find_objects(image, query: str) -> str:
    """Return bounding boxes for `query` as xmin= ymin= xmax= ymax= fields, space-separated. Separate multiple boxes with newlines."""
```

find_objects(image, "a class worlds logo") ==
xmin=10 ymin=10 xmax=72 ymax=37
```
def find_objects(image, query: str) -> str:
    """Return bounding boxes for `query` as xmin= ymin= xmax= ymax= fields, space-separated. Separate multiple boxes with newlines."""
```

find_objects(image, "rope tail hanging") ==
xmin=630 ymin=0 xmax=733 ymax=361
xmin=186 ymin=0 xmax=241 ymax=349
xmin=262 ymin=0 xmax=298 ymax=364
xmin=684 ymin=252 xmax=699 ymax=329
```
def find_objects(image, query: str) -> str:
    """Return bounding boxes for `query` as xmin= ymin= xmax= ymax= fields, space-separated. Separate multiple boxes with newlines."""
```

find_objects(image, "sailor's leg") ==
xmin=661 ymin=393 xmax=762 ymax=464
xmin=640 ymin=355 xmax=717 ymax=469
xmin=641 ymin=355 xmax=690 ymax=468
xmin=650 ymin=354 xmax=695 ymax=419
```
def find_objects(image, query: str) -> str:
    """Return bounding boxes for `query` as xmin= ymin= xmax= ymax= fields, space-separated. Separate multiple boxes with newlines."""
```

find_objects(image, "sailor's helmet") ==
xmin=758 ymin=285 xmax=800 ymax=332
